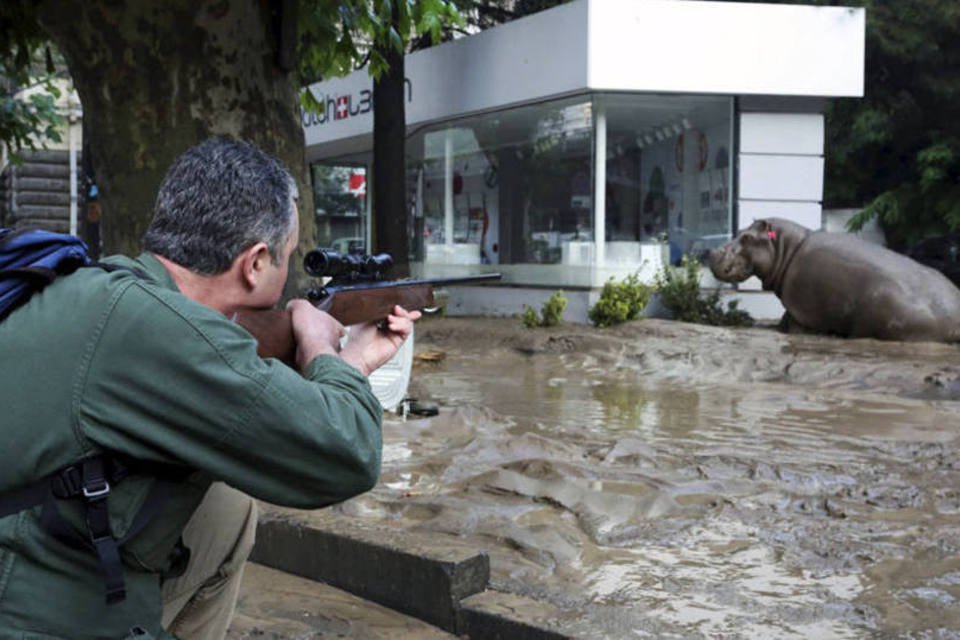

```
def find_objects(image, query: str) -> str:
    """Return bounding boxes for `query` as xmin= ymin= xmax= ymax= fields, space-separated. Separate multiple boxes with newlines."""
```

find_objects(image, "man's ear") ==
xmin=237 ymin=242 xmax=272 ymax=291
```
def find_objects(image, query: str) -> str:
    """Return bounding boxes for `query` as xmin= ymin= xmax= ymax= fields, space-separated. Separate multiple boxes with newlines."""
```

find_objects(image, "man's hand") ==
xmin=286 ymin=299 xmax=346 ymax=372
xmin=339 ymin=305 xmax=421 ymax=377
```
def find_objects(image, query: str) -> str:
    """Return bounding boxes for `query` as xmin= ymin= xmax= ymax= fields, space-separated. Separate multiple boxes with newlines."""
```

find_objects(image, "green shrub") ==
xmin=654 ymin=257 xmax=703 ymax=323
xmin=521 ymin=304 xmax=541 ymax=328
xmin=588 ymin=272 xmax=653 ymax=328
xmin=522 ymin=290 xmax=568 ymax=328
xmin=655 ymin=256 xmax=754 ymax=327
xmin=540 ymin=290 xmax=567 ymax=327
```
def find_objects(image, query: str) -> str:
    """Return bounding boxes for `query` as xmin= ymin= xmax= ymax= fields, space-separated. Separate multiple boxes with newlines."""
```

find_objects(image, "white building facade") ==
xmin=302 ymin=0 xmax=865 ymax=321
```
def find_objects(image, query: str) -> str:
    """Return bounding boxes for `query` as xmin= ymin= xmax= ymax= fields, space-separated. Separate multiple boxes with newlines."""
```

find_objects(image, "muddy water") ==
xmin=332 ymin=318 xmax=960 ymax=638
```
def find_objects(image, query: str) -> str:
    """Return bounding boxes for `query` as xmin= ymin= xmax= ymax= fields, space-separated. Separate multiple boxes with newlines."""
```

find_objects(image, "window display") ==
xmin=312 ymin=93 xmax=733 ymax=287
xmin=408 ymin=97 xmax=594 ymax=271
xmin=602 ymin=94 xmax=733 ymax=267
xmin=311 ymin=162 xmax=368 ymax=254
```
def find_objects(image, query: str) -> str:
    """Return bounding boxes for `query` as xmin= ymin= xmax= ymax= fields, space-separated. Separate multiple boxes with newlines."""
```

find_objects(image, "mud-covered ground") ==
xmin=313 ymin=317 xmax=960 ymax=638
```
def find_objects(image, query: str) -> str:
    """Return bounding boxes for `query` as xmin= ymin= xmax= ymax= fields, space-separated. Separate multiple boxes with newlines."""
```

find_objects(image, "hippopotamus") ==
xmin=709 ymin=217 xmax=960 ymax=342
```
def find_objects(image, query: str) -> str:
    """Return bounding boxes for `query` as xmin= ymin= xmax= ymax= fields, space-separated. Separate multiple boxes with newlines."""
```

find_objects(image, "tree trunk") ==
xmin=36 ymin=0 xmax=316 ymax=294
xmin=372 ymin=3 xmax=409 ymax=277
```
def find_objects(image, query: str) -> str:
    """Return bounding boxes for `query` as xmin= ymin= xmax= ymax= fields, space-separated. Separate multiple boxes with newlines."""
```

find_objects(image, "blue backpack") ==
xmin=0 ymin=228 xmax=90 ymax=320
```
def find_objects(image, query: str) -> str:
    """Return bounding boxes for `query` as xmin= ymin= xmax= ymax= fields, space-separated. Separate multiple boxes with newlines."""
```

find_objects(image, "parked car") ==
xmin=328 ymin=236 xmax=365 ymax=255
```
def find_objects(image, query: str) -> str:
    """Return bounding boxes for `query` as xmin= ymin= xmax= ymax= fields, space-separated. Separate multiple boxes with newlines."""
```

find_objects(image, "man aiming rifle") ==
xmin=0 ymin=137 xmax=418 ymax=639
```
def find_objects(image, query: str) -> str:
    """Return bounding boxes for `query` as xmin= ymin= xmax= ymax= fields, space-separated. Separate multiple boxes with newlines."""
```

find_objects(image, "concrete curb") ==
xmin=459 ymin=590 xmax=576 ymax=639
xmin=250 ymin=510 xmax=578 ymax=638
xmin=250 ymin=511 xmax=489 ymax=632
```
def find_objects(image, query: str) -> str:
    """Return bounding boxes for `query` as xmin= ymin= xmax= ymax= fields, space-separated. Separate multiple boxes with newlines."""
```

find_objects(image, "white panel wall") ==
xmin=739 ymin=155 xmax=824 ymax=201
xmin=740 ymin=113 xmax=825 ymax=155
xmin=303 ymin=1 xmax=588 ymax=150
xmin=737 ymin=112 xmax=825 ymax=291
xmin=407 ymin=1 xmax=589 ymax=123
xmin=739 ymin=201 xmax=822 ymax=232
xmin=304 ymin=0 xmax=865 ymax=153
xmin=588 ymin=1 xmax=865 ymax=97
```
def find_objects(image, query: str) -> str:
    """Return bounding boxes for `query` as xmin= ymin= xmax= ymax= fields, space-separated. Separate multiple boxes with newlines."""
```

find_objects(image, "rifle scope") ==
xmin=304 ymin=248 xmax=393 ymax=279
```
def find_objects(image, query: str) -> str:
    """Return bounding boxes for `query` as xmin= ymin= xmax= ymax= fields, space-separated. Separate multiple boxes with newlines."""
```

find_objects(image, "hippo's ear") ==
xmin=743 ymin=219 xmax=770 ymax=241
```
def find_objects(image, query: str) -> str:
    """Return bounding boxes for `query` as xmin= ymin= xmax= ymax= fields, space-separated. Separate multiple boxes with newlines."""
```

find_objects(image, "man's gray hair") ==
xmin=143 ymin=137 xmax=299 ymax=274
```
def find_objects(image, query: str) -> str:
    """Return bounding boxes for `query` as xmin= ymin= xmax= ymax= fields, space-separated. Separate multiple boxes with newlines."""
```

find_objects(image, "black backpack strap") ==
xmin=0 ymin=266 xmax=57 ymax=285
xmin=0 ymin=455 xmax=176 ymax=605
xmin=81 ymin=457 xmax=126 ymax=604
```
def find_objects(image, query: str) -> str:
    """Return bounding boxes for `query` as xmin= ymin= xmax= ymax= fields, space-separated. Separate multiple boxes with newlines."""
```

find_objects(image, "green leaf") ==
xmin=297 ymin=0 xmax=461 ymax=82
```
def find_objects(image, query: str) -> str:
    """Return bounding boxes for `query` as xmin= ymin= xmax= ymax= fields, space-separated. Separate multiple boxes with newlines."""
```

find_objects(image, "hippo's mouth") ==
xmin=711 ymin=266 xmax=745 ymax=283
xmin=709 ymin=251 xmax=751 ymax=283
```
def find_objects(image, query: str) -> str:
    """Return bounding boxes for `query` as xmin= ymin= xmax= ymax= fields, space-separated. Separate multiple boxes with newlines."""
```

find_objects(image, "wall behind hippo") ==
xmin=737 ymin=108 xmax=825 ymax=298
xmin=823 ymin=208 xmax=886 ymax=246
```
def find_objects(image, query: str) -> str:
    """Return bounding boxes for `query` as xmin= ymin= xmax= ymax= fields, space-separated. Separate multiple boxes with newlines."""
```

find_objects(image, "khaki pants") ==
xmin=160 ymin=483 xmax=258 ymax=640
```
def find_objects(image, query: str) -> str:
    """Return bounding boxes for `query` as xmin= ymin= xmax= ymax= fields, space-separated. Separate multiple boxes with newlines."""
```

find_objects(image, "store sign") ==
xmin=301 ymin=78 xmax=413 ymax=129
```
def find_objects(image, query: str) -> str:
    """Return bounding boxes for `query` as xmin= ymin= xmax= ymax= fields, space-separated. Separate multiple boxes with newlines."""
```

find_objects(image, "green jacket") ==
xmin=0 ymin=254 xmax=383 ymax=639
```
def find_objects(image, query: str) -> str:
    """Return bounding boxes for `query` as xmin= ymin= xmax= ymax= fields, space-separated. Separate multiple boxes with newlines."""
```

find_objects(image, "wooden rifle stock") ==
xmin=234 ymin=274 xmax=500 ymax=363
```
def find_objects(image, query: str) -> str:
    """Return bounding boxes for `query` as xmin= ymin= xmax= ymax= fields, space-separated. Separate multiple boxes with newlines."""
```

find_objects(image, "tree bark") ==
xmin=36 ymin=0 xmax=316 ymax=294
xmin=372 ymin=3 xmax=409 ymax=277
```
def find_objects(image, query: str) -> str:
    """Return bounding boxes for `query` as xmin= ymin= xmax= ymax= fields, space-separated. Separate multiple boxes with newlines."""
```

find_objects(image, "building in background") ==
xmin=0 ymin=82 xmax=85 ymax=241
xmin=302 ymin=0 xmax=865 ymax=321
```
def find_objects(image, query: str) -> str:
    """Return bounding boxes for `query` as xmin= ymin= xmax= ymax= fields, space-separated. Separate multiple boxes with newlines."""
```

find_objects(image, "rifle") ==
xmin=235 ymin=248 xmax=501 ymax=363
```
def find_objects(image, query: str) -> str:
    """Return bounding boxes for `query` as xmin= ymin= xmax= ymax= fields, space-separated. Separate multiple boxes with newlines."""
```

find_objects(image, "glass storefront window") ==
xmin=311 ymin=161 xmax=369 ymax=255
xmin=407 ymin=96 xmax=594 ymax=278
xmin=314 ymin=93 xmax=733 ymax=287
xmin=601 ymin=94 xmax=733 ymax=272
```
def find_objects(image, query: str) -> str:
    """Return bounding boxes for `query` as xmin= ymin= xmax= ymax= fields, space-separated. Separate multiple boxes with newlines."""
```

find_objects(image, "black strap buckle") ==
xmin=83 ymin=478 xmax=110 ymax=500
xmin=81 ymin=457 xmax=110 ymax=502
xmin=49 ymin=457 xmax=124 ymax=499
xmin=50 ymin=465 xmax=84 ymax=498
xmin=1 ymin=453 xmax=169 ymax=606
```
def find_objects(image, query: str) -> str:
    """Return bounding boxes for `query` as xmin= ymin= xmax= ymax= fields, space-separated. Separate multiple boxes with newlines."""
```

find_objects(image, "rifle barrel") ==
xmin=237 ymin=273 xmax=501 ymax=363
xmin=327 ymin=273 xmax=501 ymax=294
